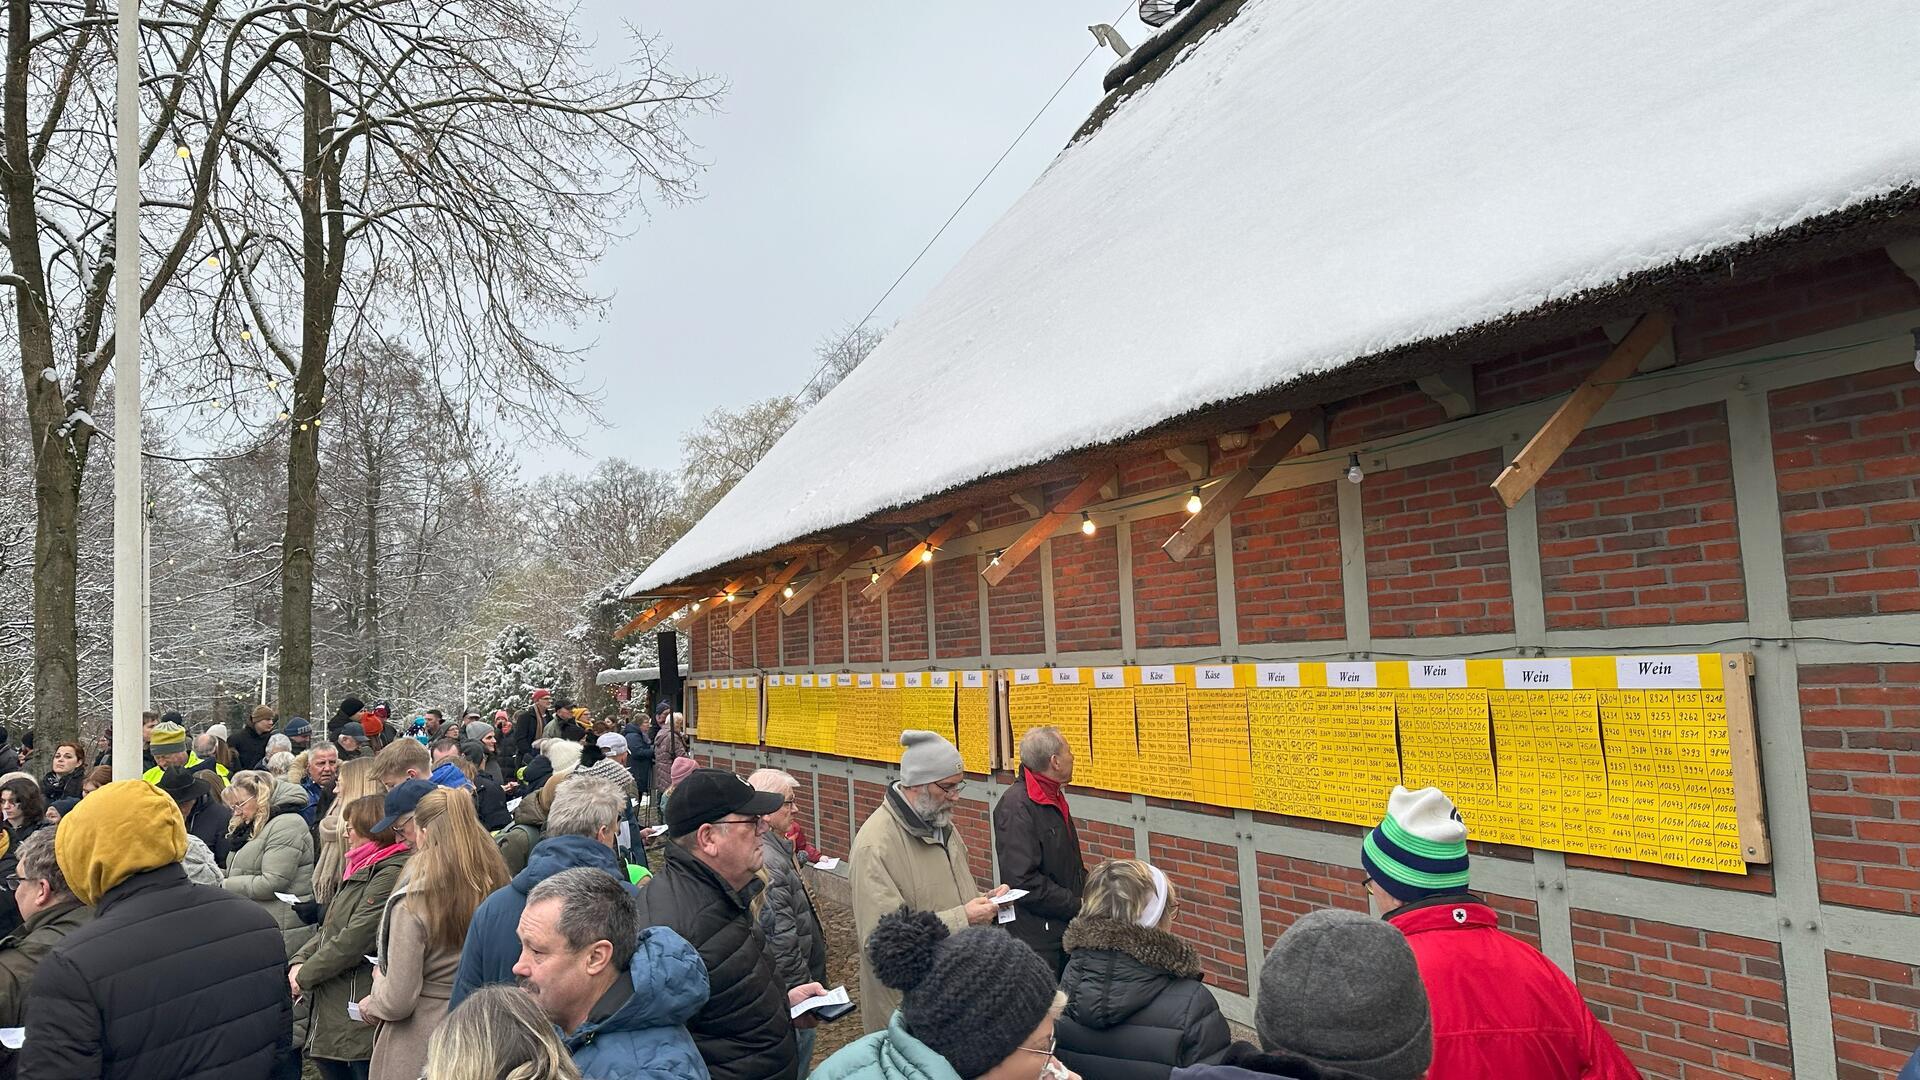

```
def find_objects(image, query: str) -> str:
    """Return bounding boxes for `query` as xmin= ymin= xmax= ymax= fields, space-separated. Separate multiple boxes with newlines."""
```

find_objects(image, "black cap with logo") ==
xmin=667 ymin=768 xmax=786 ymax=838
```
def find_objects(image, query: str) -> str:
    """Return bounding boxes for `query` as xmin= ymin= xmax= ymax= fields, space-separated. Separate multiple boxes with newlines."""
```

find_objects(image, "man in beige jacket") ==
xmin=850 ymin=730 xmax=1007 ymax=1032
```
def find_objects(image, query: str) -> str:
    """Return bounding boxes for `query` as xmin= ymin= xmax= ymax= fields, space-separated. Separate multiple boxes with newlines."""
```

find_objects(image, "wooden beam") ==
xmin=1722 ymin=652 xmax=1772 ymax=864
xmin=613 ymin=597 xmax=686 ymax=640
xmin=1415 ymin=364 xmax=1477 ymax=418
xmin=862 ymin=511 xmax=980 ymax=601
xmin=1161 ymin=407 xmax=1324 ymax=561
xmin=982 ymin=469 xmax=1117 ymax=587
xmin=779 ymin=537 xmax=880 ymax=617
xmin=726 ymin=555 xmax=814 ymax=631
xmin=1164 ymin=442 xmax=1209 ymax=481
xmin=1008 ymin=486 xmax=1047 ymax=520
xmin=1492 ymin=310 xmax=1674 ymax=508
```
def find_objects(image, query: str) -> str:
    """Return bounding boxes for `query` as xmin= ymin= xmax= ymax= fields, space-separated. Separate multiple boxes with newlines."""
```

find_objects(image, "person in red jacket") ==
xmin=1363 ymin=785 xmax=1642 ymax=1080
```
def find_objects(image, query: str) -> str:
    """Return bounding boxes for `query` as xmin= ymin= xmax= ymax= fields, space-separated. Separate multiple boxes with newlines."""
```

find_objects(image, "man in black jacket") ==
xmin=992 ymin=725 xmax=1087 ymax=978
xmin=19 ymin=779 xmax=292 ymax=1080
xmin=632 ymin=768 xmax=826 ymax=1080
xmin=156 ymin=766 xmax=234 ymax=869
xmin=230 ymin=706 xmax=277 ymax=772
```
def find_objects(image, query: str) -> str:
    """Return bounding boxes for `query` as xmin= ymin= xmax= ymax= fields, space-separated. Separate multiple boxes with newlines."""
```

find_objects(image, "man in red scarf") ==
xmin=992 ymin=725 xmax=1087 ymax=977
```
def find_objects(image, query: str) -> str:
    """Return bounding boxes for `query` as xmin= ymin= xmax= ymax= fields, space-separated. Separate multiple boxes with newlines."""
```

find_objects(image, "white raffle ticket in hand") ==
xmin=789 ymin=985 xmax=851 ymax=1020
xmin=813 ymin=857 xmax=840 ymax=871
xmin=0 ymin=1028 xmax=22 ymax=1050
xmin=347 ymin=1001 xmax=363 ymax=1022
xmin=274 ymin=892 xmax=299 ymax=904
xmin=992 ymin=888 xmax=1028 ymax=924
xmin=645 ymin=824 xmax=670 ymax=839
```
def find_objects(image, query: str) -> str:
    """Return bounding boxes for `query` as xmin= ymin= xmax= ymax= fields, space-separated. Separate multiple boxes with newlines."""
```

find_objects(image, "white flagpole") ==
xmin=110 ymin=0 xmax=147 ymax=781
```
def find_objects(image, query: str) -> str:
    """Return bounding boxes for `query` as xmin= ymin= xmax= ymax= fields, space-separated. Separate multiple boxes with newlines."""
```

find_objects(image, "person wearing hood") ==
xmin=1363 ymin=786 xmax=1637 ymax=1080
xmin=222 ymin=771 xmax=320 ymax=958
xmin=814 ymin=909 xmax=1074 ymax=1080
xmin=18 ymin=780 xmax=291 ymax=1079
xmin=1169 ymin=909 xmax=1431 ymax=1080
xmin=496 ymin=774 xmax=557 ymax=877
xmin=157 ymin=765 xmax=234 ymax=868
xmin=1056 ymin=859 xmax=1230 ymax=1080
xmin=449 ymin=776 xmax=628 ymax=1009
xmin=232 ymin=706 xmax=278 ymax=772
xmin=291 ymin=794 xmax=411 ymax=1080
xmin=514 ymin=867 xmax=710 ymax=1080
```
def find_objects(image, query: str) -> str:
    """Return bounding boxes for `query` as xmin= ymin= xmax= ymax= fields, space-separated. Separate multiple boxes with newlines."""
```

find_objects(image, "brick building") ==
xmin=627 ymin=3 xmax=1920 ymax=1077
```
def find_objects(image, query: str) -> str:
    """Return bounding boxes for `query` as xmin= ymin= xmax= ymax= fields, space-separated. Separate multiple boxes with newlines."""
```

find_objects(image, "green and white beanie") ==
xmin=1362 ymin=786 xmax=1470 ymax=902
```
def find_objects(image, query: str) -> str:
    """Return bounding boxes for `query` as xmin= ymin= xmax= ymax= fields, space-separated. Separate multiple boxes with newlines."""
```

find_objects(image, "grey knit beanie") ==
xmin=465 ymin=720 xmax=493 ymax=743
xmin=868 ymin=909 xmax=1055 ymax=1079
xmin=1256 ymin=908 xmax=1432 ymax=1080
xmin=897 ymin=730 xmax=964 ymax=788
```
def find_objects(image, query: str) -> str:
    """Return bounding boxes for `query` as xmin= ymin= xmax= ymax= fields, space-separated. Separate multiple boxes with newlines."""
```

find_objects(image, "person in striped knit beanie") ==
xmin=1364 ymin=786 xmax=1638 ymax=1080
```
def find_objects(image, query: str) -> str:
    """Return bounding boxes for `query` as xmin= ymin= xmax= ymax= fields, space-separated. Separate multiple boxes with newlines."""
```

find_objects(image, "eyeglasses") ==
xmin=708 ymin=816 xmax=765 ymax=833
xmin=1017 ymin=1034 xmax=1057 ymax=1060
xmin=932 ymin=778 xmax=966 ymax=795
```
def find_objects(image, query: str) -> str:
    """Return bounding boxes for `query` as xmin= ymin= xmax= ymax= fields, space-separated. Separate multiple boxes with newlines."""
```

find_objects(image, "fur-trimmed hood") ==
xmin=1063 ymin=915 xmax=1205 ymax=979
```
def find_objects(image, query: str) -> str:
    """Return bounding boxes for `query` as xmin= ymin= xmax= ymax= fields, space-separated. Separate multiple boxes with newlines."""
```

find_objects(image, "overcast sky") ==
xmin=542 ymin=1 xmax=1147 ymax=478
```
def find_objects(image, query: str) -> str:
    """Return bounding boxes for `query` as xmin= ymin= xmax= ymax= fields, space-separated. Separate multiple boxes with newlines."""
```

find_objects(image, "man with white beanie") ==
xmin=1365 ymin=785 xmax=1638 ymax=1080
xmin=849 ymin=729 xmax=1007 ymax=1033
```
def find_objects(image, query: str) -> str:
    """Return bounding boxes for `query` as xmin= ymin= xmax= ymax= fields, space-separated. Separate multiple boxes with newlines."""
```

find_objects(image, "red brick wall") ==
xmin=1571 ymin=911 xmax=1791 ymax=1079
xmin=781 ymin=609 xmax=807 ymax=667
xmin=1827 ymin=950 xmax=1920 ymax=1080
xmin=887 ymin=581 xmax=930 ymax=663
xmin=818 ymin=774 xmax=852 ymax=857
xmin=931 ymin=557 xmax=981 ymax=660
xmin=1677 ymin=250 xmax=1920 ymax=362
xmin=1133 ymin=511 xmax=1222 ymax=649
xmin=847 ymin=589 xmax=882 ymax=665
xmin=1051 ymin=529 xmax=1121 ymax=653
xmin=1537 ymin=404 xmax=1745 ymax=629
xmin=1327 ymin=384 xmax=1449 ymax=448
xmin=1800 ymin=662 xmax=1920 ymax=913
xmin=956 ymin=796 xmax=994 ymax=887
xmin=852 ymin=779 xmax=887 ymax=834
xmin=1362 ymin=450 xmax=1514 ymax=637
xmin=755 ymin=607 xmax=778 ymax=667
xmin=987 ymin=549 xmax=1045 ymax=656
xmin=1255 ymin=854 xmax=1367 ymax=950
xmin=1119 ymin=451 xmax=1195 ymax=498
xmin=1231 ymin=483 xmax=1345 ymax=644
xmin=1481 ymin=891 xmax=1543 ymax=953
xmin=1077 ymin=817 xmax=1136 ymax=868
xmin=689 ymin=616 xmax=710 ymax=674
xmin=727 ymin=621 xmax=751 ymax=670
xmin=1771 ymin=363 xmax=1920 ymax=619
xmin=813 ymin=582 xmax=845 ymax=666
xmin=1473 ymin=329 xmax=1616 ymax=412
xmin=1149 ymin=833 xmax=1247 ymax=994
xmin=787 ymin=768 xmax=817 ymax=841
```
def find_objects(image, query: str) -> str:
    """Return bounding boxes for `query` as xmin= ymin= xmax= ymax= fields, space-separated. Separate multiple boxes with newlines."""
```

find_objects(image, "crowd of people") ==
xmin=0 ymin=700 xmax=1798 ymax=1080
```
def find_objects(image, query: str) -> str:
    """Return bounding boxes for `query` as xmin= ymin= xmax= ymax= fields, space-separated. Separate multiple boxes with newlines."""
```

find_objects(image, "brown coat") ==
xmin=849 ymin=785 xmax=980 ymax=1033
xmin=361 ymin=881 xmax=460 ymax=1080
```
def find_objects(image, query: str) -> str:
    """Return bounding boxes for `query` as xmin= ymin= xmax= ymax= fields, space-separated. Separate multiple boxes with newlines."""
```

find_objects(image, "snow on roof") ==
xmin=634 ymin=0 xmax=1920 ymax=594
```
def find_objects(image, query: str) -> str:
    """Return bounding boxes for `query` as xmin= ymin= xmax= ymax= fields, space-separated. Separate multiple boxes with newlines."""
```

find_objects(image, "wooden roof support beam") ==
xmin=1162 ymin=407 xmax=1324 ymax=562
xmin=982 ymin=468 xmax=1118 ymax=587
xmin=726 ymin=555 xmax=815 ymax=631
xmin=613 ymin=597 xmax=688 ymax=640
xmin=1416 ymin=363 xmax=1477 ymax=419
xmin=779 ymin=536 xmax=881 ymax=617
xmin=1165 ymin=443 xmax=1209 ymax=481
xmin=863 ymin=510 xmax=981 ymax=601
xmin=678 ymin=572 xmax=760 ymax=628
xmin=1493 ymin=310 xmax=1675 ymax=509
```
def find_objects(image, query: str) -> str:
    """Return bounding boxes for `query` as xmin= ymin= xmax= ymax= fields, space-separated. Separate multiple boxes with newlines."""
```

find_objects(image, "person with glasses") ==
xmin=992 ymin=726 xmax=1086 ymax=979
xmin=632 ymin=768 xmax=828 ymax=1080
xmin=851 ymin=730 xmax=1009 ymax=1034
xmin=0 ymin=825 xmax=91 ymax=1076
xmin=815 ymin=908 xmax=1079 ymax=1080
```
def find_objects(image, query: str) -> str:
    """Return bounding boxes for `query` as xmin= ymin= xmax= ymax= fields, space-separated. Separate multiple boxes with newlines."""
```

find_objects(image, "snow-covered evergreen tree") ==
xmin=472 ymin=624 xmax=571 ymax=715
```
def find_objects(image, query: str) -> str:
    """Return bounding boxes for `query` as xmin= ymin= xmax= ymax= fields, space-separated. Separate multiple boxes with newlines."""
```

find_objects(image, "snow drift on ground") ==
xmin=633 ymin=0 xmax=1920 ymax=594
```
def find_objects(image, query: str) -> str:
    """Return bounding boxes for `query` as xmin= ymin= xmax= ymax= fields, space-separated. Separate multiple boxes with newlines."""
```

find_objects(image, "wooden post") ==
xmin=613 ymin=597 xmax=687 ymax=640
xmin=863 ymin=511 xmax=980 ymax=601
xmin=1721 ymin=652 xmax=1772 ymax=863
xmin=780 ymin=537 xmax=881 ymax=617
xmin=1162 ymin=408 xmax=1323 ymax=561
xmin=727 ymin=555 xmax=815 ymax=631
xmin=982 ymin=469 xmax=1117 ymax=587
xmin=1491 ymin=310 xmax=1674 ymax=508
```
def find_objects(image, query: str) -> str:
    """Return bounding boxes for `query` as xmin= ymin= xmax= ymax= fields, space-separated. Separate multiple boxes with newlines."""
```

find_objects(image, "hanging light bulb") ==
xmin=313 ymin=418 xmax=323 ymax=428
xmin=870 ymin=569 xmax=880 ymax=584
xmin=240 ymin=329 xmax=253 ymax=342
xmin=990 ymin=550 xmax=1002 ymax=567
xmin=1081 ymin=511 xmax=1096 ymax=536
xmin=204 ymin=256 xmax=219 ymax=269
xmin=267 ymin=378 xmax=277 ymax=390
xmin=1912 ymin=327 xmax=1920 ymax=372
xmin=1186 ymin=486 xmax=1203 ymax=515
xmin=782 ymin=585 xmax=795 ymax=599
xmin=277 ymin=410 xmax=289 ymax=421
xmin=691 ymin=601 xmax=701 ymax=611
xmin=920 ymin=547 xmax=934 ymax=564
xmin=724 ymin=591 xmax=735 ymax=603
xmin=176 ymin=144 xmax=192 ymax=158
xmin=1346 ymin=453 xmax=1365 ymax=485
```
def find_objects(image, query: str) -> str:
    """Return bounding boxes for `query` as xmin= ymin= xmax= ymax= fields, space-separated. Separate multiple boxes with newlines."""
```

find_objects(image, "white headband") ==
xmin=1137 ymin=864 xmax=1170 ymax=929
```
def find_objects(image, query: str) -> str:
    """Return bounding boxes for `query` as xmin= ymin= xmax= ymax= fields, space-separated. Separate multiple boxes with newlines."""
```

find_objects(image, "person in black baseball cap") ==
xmin=666 ymin=767 xmax=786 ymax=840
xmin=375 ymin=778 xmax=436 ymax=848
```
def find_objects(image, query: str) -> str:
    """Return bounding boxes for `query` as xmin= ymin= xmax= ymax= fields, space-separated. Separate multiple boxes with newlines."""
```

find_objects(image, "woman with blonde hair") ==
xmin=1054 ymin=859 xmax=1230 ymax=1080
xmin=223 ymin=768 xmax=319 ymax=957
xmin=359 ymin=785 xmax=509 ymax=1080
xmin=426 ymin=985 xmax=581 ymax=1080
xmin=315 ymin=757 xmax=380 ymax=904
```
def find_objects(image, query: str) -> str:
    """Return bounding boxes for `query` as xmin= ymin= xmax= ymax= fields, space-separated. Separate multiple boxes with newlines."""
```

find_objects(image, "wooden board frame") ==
xmin=1722 ymin=652 xmax=1771 ymax=863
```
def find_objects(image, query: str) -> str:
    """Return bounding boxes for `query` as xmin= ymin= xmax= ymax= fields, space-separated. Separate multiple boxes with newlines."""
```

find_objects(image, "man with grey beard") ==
xmin=849 ymin=729 xmax=1008 ymax=1033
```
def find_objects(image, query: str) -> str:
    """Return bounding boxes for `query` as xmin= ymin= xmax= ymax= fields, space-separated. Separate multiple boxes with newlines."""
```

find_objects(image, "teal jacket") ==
xmin=812 ymin=1013 xmax=965 ymax=1080
xmin=564 ymin=925 xmax=711 ymax=1080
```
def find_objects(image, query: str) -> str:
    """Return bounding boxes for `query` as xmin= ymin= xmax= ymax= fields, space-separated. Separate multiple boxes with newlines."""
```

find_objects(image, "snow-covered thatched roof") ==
xmin=633 ymin=0 xmax=1920 ymax=594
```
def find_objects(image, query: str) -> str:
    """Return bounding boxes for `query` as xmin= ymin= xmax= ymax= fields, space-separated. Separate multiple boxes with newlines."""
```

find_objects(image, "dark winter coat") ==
xmin=494 ymin=788 xmax=548 ymax=877
xmin=0 ymin=898 xmax=90 ymax=1079
xmin=651 ymin=727 xmax=687 ymax=792
xmin=184 ymin=792 xmax=234 ymax=868
xmin=37 ymin=771 xmax=82 ymax=807
xmin=471 ymin=770 xmax=511 ymax=831
xmin=624 ymin=722 xmax=656 ymax=791
xmin=1170 ymin=1043 xmax=1379 ymax=1080
xmin=18 ymin=863 xmax=293 ymax=1080
xmin=449 ymin=833 xmax=628 ymax=1010
xmin=1057 ymin=916 xmax=1232 ymax=1080
xmin=291 ymin=847 xmax=410 ymax=1063
xmin=231 ymin=724 xmax=274 ymax=772
xmin=758 ymin=830 xmax=827 ymax=991
xmin=631 ymin=840 xmax=799 ymax=1080
xmin=0 ymin=823 xmax=45 ymax=939
xmin=990 ymin=769 xmax=1085 ymax=975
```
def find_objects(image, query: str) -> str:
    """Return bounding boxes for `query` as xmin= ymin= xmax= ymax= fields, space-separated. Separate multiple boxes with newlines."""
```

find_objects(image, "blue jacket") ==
xmin=1900 ymin=1047 xmax=1920 ymax=1080
xmin=565 ymin=925 xmax=712 ymax=1080
xmin=812 ymin=1012 xmax=964 ymax=1080
xmin=450 ymin=833 xmax=628 ymax=1009
xmin=430 ymin=761 xmax=472 ymax=789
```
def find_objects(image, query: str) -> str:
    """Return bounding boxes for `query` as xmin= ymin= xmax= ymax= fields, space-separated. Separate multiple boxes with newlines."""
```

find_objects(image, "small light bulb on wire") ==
xmin=1911 ymin=327 xmax=1920 ymax=372
xmin=870 ymin=569 xmax=880 ymax=584
xmin=1346 ymin=453 xmax=1366 ymax=485
xmin=241 ymin=329 xmax=253 ymax=342
xmin=920 ymin=547 xmax=933 ymax=564
xmin=990 ymin=550 xmax=1002 ymax=567
xmin=175 ymin=145 xmax=191 ymax=159
xmin=724 ymin=592 xmax=735 ymax=603
xmin=1081 ymin=511 xmax=1096 ymax=536
xmin=691 ymin=601 xmax=701 ymax=611
xmin=204 ymin=256 xmax=219 ymax=270
xmin=782 ymin=586 xmax=794 ymax=599
xmin=278 ymin=410 xmax=289 ymax=421
xmin=1186 ymin=486 xmax=1203 ymax=515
